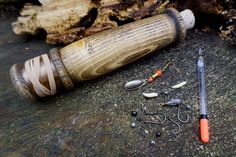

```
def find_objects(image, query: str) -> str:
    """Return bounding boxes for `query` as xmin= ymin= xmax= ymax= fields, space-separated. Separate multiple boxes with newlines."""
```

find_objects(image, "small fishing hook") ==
xmin=142 ymin=104 xmax=167 ymax=124
xmin=168 ymin=117 xmax=180 ymax=134
xmin=161 ymin=60 xmax=173 ymax=72
xmin=167 ymin=130 xmax=178 ymax=142
xmin=177 ymin=105 xmax=190 ymax=123
xmin=166 ymin=118 xmax=180 ymax=142
xmin=143 ymin=113 xmax=167 ymax=125
xmin=138 ymin=126 xmax=149 ymax=137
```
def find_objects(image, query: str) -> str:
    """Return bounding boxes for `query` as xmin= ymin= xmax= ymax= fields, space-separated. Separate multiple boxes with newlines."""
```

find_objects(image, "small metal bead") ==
xmin=150 ymin=140 xmax=156 ymax=145
xmin=161 ymin=90 xmax=169 ymax=95
xmin=131 ymin=110 xmax=138 ymax=117
xmin=131 ymin=122 xmax=136 ymax=128
xmin=156 ymin=131 xmax=161 ymax=137
xmin=186 ymin=104 xmax=191 ymax=110
xmin=144 ymin=130 xmax=149 ymax=135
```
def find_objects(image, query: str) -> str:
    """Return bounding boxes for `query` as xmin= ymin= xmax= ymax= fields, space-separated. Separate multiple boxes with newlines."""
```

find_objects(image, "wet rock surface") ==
xmin=0 ymin=13 xmax=236 ymax=156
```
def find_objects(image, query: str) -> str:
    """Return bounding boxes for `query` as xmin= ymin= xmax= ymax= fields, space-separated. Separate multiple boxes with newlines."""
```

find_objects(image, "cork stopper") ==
xmin=180 ymin=9 xmax=195 ymax=30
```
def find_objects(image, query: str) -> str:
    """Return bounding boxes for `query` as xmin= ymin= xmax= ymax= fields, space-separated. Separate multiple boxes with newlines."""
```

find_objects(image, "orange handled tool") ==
xmin=197 ymin=49 xmax=209 ymax=143
xmin=200 ymin=117 xmax=209 ymax=143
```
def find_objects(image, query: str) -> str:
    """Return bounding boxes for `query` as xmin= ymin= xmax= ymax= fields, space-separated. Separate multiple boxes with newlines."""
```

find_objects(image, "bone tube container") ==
xmin=10 ymin=8 xmax=195 ymax=101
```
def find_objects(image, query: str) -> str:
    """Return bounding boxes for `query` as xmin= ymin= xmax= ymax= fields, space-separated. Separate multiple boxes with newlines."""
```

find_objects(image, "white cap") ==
xmin=180 ymin=9 xmax=195 ymax=30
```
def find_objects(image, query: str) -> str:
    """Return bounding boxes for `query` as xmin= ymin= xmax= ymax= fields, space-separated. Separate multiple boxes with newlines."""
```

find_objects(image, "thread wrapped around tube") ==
xmin=10 ymin=8 xmax=195 ymax=101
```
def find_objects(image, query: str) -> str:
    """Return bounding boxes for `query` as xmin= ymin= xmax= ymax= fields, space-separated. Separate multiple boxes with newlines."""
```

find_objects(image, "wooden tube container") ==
xmin=10 ymin=8 xmax=195 ymax=101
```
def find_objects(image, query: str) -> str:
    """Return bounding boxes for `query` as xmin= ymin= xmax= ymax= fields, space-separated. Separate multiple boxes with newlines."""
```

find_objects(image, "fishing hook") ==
xmin=138 ymin=126 xmax=149 ymax=137
xmin=166 ymin=118 xmax=180 ymax=142
xmin=167 ymin=130 xmax=178 ymax=142
xmin=168 ymin=117 xmax=180 ymax=134
xmin=143 ymin=113 xmax=167 ymax=125
xmin=177 ymin=105 xmax=190 ymax=123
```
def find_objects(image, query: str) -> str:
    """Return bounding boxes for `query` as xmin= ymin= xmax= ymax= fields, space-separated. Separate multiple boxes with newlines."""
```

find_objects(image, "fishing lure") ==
xmin=142 ymin=92 xmax=158 ymax=98
xmin=124 ymin=62 xmax=172 ymax=91
xmin=171 ymin=81 xmax=187 ymax=89
xmin=163 ymin=99 xmax=182 ymax=106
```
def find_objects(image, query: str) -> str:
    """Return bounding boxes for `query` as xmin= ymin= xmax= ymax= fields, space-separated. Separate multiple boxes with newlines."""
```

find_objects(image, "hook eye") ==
xmin=162 ymin=60 xmax=173 ymax=72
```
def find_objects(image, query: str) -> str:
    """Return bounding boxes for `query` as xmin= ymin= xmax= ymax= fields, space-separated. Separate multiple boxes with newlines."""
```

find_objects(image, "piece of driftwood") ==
xmin=220 ymin=9 xmax=236 ymax=44
xmin=12 ymin=0 xmax=170 ymax=44
xmin=12 ymin=0 xmax=94 ymax=44
xmin=12 ymin=0 xmax=235 ymax=44
xmin=0 ymin=0 xmax=20 ymax=3
xmin=172 ymin=0 xmax=236 ymax=44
